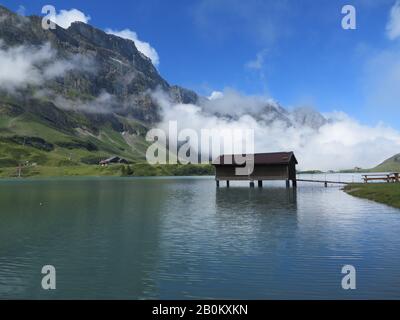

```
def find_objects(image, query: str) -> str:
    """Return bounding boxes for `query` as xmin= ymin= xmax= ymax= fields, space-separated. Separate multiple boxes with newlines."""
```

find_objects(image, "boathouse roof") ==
xmin=213 ymin=152 xmax=298 ymax=166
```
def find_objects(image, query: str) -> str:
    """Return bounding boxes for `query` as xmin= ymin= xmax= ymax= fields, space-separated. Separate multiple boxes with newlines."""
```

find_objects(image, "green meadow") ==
xmin=344 ymin=183 xmax=400 ymax=209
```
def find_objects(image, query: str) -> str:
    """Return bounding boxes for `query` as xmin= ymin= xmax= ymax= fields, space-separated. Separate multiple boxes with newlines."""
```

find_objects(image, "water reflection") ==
xmin=0 ymin=178 xmax=172 ymax=299
xmin=1 ymin=176 xmax=400 ymax=299
xmin=216 ymin=186 xmax=297 ymax=208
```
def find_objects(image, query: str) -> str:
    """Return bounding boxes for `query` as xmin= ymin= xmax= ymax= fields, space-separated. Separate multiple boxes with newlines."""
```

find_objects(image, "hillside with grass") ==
xmin=0 ymin=93 xmax=152 ymax=176
xmin=0 ymin=6 xmax=207 ymax=178
xmin=344 ymin=183 xmax=400 ymax=209
xmin=372 ymin=154 xmax=400 ymax=172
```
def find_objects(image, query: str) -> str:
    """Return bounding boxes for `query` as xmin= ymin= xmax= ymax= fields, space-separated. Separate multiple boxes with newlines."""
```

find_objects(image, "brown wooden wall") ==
xmin=288 ymin=158 xmax=297 ymax=180
xmin=215 ymin=162 xmax=297 ymax=181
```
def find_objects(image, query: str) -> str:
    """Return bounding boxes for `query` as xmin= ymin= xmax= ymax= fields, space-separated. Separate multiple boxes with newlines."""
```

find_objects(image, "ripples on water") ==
xmin=0 ymin=174 xmax=400 ymax=299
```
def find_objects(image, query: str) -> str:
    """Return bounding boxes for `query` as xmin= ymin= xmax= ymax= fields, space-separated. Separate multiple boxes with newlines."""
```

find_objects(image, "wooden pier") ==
xmin=297 ymin=179 xmax=350 ymax=187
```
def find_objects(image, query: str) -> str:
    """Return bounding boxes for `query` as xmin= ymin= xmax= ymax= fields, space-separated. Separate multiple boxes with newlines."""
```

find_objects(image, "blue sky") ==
xmin=2 ymin=0 xmax=400 ymax=129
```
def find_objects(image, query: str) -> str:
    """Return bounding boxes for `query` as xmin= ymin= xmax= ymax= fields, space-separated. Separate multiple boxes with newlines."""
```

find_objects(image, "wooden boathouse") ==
xmin=213 ymin=152 xmax=298 ymax=188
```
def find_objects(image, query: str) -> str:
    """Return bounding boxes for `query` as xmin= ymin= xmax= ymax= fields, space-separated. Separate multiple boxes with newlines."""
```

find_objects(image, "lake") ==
xmin=0 ymin=174 xmax=400 ymax=299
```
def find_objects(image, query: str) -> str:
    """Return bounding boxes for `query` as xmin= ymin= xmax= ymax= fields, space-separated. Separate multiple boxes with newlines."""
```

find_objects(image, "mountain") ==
xmin=0 ymin=5 xmax=198 ymax=172
xmin=0 ymin=5 xmax=328 ymax=176
xmin=372 ymin=154 xmax=400 ymax=172
xmin=0 ymin=6 xmax=198 ymax=119
xmin=291 ymin=107 xmax=328 ymax=130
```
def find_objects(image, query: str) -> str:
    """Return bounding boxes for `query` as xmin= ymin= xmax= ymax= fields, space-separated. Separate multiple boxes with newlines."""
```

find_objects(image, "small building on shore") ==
xmin=99 ymin=156 xmax=129 ymax=166
xmin=213 ymin=152 xmax=298 ymax=188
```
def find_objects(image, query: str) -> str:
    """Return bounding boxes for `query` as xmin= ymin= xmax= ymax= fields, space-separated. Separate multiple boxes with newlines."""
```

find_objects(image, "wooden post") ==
xmin=286 ymin=180 xmax=290 ymax=188
xmin=258 ymin=180 xmax=263 ymax=188
xmin=292 ymin=179 xmax=297 ymax=188
xmin=226 ymin=180 xmax=230 ymax=188
xmin=250 ymin=181 xmax=255 ymax=188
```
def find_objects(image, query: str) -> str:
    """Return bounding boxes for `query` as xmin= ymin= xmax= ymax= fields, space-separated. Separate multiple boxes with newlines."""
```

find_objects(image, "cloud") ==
xmin=245 ymin=50 xmax=269 ymax=92
xmin=208 ymin=91 xmax=224 ymax=100
xmin=152 ymin=89 xmax=400 ymax=171
xmin=53 ymin=91 xmax=117 ymax=113
xmin=0 ymin=41 xmax=94 ymax=92
xmin=17 ymin=5 xmax=26 ymax=16
xmin=105 ymin=29 xmax=160 ymax=66
xmin=362 ymin=46 xmax=400 ymax=119
xmin=245 ymin=50 xmax=268 ymax=70
xmin=53 ymin=8 xmax=91 ymax=29
xmin=0 ymin=42 xmax=55 ymax=91
xmin=360 ymin=2 xmax=400 ymax=122
xmin=202 ymin=88 xmax=280 ymax=117
xmin=386 ymin=1 xmax=400 ymax=40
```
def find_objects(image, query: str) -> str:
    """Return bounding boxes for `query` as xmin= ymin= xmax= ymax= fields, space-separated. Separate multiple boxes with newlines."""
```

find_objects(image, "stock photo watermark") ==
xmin=38 ymin=263 xmax=356 ymax=293
xmin=145 ymin=121 xmax=255 ymax=176
xmin=41 ymin=5 xmax=56 ymax=30
xmin=342 ymin=5 xmax=357 ymax=30
xmin=41 ymin=265 xmax=56 ymax=290
xmin=41 ymin=4 xmax=358 ymax=31
xmin=341 ymin=265 xmax=356 ymax=290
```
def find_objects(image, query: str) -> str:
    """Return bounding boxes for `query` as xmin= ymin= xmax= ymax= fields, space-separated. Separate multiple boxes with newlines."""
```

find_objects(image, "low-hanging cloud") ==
xmin=152 ymin=89 xmax=400 ymax=171
xmin=202 ymin=88 xmax=280 ymax=116
xmin=105 ymin=28 xmax=160 ymax=66
xmin=0 ymin=41 xmax=94 ymax=92
xmin=53 ymin=91 xmax=117 ymax=113
xmin=0 ymin=42 xmax=50 ymax=91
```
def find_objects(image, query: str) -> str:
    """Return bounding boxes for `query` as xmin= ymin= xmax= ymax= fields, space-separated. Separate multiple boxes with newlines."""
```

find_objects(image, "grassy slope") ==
xmin=344 ymin=183 xmax=400 ymax=209
xmin=372 ymin=154 xmax=400 ymax=172
xmin=0 ymin=107 xmax=146 ymax=170
xmin=0 ymin=112 xmax=214 ymax=178
xmin=0 ymin=163 xmax=214 ymax=178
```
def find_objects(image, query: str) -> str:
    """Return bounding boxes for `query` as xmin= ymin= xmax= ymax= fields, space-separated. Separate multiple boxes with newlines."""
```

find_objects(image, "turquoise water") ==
xmin=0 ymin=176 xmax=400 ymax=299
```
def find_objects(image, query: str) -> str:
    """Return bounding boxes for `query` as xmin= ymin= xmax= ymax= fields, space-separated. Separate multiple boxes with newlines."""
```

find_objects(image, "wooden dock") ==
xmin=297 ymin=179 xmax=350 ymax=187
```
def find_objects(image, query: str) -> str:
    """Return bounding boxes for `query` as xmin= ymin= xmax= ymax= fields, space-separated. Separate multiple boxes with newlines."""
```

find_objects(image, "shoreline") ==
xmin=344 ymin=183 xmax=400 ymax=209
xmin=0 ymin=163 xmax=215 ymax=179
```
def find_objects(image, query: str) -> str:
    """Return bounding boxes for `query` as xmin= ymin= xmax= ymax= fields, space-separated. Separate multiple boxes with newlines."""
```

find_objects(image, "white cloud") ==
xmin=386 ymin=0 xmax=400 ymax=40
xmin=246 ymin=50 xmax=268 ymax=70
xmin=361 ymin=2 xmax=400 ymax=121
xmin=0 ymin=42 xmax=93 ymax=92
xmin=53 ymin=9 xmax=91 ymax=29
xmin=53 ymin=91 xmax=116 ymax=113
xmin=105 ymin=28 xmax=160 ymax=66
xmin=362 ymin=47 xmax=400 ymax=116
xmin=0 ymin=42 xmax=54 ymax=91
xmin=152 ymin=89 xmax=400 ymax=171
xmin=208 ymin=91 xmax=224 ymax=100
xmin=203 ymin=88 xmax=278 ymax=116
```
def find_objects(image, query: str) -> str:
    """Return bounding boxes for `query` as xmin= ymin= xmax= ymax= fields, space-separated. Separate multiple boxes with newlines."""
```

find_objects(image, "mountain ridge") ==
xmin=0 ymin=5 xmax=199 ymax=120
xmin=0 ymin=5 xmax=329 ymax=176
